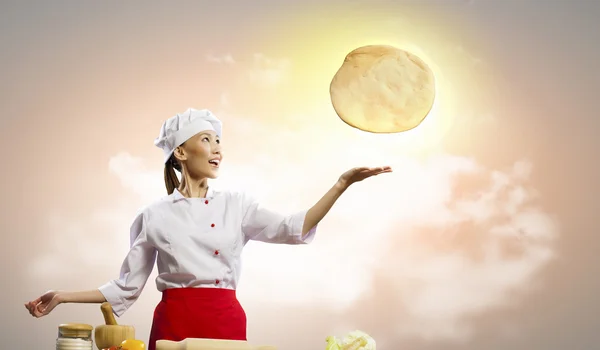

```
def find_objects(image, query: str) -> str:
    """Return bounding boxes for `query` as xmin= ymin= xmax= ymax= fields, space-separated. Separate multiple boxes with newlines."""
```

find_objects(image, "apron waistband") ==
xmin=161 ymin=287 xmax=236 ymax=301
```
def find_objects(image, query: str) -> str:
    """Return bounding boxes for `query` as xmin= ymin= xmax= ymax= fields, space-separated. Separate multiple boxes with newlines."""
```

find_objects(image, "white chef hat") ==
xmin=154 ymin=108 xmax=222 ymax=163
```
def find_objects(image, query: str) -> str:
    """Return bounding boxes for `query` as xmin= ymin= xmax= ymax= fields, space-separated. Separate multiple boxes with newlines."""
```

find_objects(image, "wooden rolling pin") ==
xmin=94 ymin=302 xmax=136 ymax=350
xmin=155 ymin=338 xmax=276 ymax=350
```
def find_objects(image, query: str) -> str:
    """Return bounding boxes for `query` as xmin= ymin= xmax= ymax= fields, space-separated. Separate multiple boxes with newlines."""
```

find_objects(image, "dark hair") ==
xmin=164 ymin=153 xmax=181 ymax=195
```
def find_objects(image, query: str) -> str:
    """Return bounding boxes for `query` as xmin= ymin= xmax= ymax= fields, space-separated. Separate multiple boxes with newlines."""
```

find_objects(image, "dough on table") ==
xmin=330 ymin=45 xmax=436 ymax=133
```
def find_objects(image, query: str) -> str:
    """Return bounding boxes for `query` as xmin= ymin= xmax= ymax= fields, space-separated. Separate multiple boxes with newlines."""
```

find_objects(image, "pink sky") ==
xmin=2 ymin=1 xmax=599 ymax=349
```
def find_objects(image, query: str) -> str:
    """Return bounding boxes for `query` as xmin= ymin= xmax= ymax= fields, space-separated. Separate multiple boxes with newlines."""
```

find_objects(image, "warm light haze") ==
xmin=2 ymin=1 xmax=598 ymax=350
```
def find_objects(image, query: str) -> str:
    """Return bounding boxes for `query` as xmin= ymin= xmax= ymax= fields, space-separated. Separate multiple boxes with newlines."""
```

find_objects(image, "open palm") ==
xmin=338 ymin=166 xmax=392 ymax=187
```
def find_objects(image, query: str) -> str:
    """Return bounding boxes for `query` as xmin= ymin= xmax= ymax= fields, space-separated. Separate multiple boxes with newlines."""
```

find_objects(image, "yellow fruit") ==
xmin=120 ymin=339 xmax=146 ymax=350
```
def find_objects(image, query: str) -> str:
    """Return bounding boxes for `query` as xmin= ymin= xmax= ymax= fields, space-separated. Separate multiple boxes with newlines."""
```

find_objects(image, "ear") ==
xmin=173 ymin=146 xmax=187 ymax=162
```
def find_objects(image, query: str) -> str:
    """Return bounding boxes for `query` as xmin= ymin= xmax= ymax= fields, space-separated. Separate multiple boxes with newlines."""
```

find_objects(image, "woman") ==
xmin=25 ymin=108 xmax=391 ymax=349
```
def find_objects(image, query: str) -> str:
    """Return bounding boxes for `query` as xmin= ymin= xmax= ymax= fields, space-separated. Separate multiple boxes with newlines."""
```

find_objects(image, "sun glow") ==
xmin=258 ymin=8 xmax=462 ymax=158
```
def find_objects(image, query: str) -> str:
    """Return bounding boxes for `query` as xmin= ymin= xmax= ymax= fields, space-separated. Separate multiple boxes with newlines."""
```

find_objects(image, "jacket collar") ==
xmin=171 ymin=186 xmax=215 ymax=202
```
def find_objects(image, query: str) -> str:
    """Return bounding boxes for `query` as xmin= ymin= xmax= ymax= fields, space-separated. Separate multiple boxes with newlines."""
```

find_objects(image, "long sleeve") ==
xmin=241 ymin=194 xmax=318 ymax=245
xmin=98 ymin=211 xmax=157 ymax=317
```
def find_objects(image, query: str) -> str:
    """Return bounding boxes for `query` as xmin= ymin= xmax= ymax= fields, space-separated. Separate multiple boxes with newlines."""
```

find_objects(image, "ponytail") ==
xmin=164 ymin=154 xmax=181 ymax=195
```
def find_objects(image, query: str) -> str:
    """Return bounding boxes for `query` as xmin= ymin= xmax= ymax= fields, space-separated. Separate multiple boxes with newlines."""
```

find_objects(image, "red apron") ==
xmin=148 ymin=287 xmax=247 ymax=350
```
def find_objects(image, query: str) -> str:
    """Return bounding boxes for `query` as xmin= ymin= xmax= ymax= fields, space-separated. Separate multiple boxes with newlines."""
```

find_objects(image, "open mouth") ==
xmin=208 ymin=159 xmax=220 ymax=168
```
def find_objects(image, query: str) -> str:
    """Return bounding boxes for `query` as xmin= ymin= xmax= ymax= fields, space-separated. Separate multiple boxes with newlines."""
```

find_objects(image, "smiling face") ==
xmin=173 ymin=130 xmax=222 ymax=179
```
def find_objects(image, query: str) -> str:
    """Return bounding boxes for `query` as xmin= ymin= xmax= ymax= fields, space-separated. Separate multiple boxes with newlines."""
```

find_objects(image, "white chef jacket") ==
xmin=98 ymin=187 xmax=317 ymax=317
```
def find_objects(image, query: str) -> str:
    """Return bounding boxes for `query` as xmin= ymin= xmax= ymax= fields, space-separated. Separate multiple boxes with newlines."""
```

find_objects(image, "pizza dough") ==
xmin=330 ymin=45 xmax=436 ymax=133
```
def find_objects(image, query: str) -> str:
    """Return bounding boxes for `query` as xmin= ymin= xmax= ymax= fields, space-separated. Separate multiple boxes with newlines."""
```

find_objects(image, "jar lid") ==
xmin=58 ymin=323 xmax=93 ymax=338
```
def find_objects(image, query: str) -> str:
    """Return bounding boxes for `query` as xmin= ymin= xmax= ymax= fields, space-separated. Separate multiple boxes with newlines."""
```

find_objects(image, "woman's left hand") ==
xmin=337 ymin=166 xmax=393 ymax=189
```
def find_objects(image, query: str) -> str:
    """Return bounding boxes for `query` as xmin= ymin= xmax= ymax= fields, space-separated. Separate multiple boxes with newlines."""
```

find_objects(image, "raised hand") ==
xmin=337 ymin=166 xmax=392 ymax=188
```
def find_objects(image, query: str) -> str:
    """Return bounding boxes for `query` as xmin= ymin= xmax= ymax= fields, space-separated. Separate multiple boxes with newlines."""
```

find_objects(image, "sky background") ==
xmin=2 ymin=0 xmax=599 ymax=349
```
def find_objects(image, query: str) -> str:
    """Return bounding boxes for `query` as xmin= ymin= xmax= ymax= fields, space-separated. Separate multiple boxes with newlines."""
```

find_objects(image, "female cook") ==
xmin=25 ymin=108 xmax=392 ymax=349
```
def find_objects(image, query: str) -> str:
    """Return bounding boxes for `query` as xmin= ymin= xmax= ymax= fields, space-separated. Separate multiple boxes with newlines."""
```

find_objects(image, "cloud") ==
xmin=247 ymin=53 xmax=291 ymax=86
xmin=205 ymin=53 xmax=235 ymax=64
xmin=220 ymin=92 xmax=231 ymax=107
xmin=454 ymin=45 xmax=482 ymax=65
xmin=29 ymin=109 xmax=558 ymax=343
xmin=28 ymin=197 xmax=136 ymax=280
xmin=353 ymin=159 xmax=558 ymax=342
xmin=204 ymin=52 xmax=290 ymax=86
xmin=108 ymin=152 xmax=164 ymax=203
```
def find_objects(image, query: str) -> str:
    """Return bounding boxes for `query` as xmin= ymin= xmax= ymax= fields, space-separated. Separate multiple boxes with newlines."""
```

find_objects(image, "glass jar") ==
xmin=56 ymin=323 xmax=94 ymax=350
